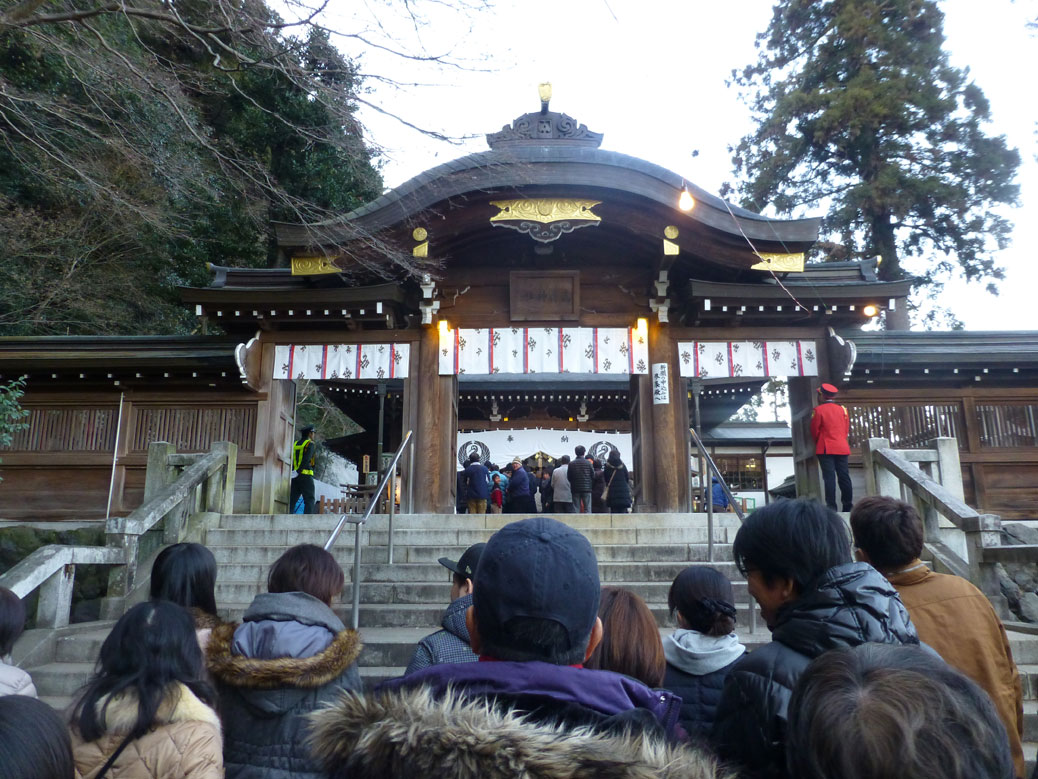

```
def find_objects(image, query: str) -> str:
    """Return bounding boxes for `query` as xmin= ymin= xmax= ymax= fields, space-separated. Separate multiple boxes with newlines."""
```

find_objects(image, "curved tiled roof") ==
xmin=274 ymin=144 xmax=820 ymax=247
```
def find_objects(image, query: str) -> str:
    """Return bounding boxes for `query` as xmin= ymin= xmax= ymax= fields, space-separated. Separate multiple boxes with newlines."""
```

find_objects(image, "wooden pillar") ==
xmin=413 ymin=325 xmax=457 ymax=513
xmin=647 ymin=322 xmax=689 ymax=513
xmin=789 ymin=376 xmax=822 ymax=500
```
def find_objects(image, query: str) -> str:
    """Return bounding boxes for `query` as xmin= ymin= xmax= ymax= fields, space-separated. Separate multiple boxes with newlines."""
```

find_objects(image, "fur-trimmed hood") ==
xmin=206 ymin=621 xmax=361 ymax=690
xmin=71 ymin=683 xmax=224 ymax=779
xmin=309 ymin=686 xmax=736 ymax=779
xmin=93 ymin=682 xmax=221 ymax=735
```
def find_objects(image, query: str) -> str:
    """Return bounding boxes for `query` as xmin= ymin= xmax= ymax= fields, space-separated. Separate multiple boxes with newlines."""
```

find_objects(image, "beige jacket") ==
xmin=887 ymin=561 xmax=1025 ymax=778
xmin=71 ymin=682 xmax=223 ymax=779
xmin=0 ymin=656 xmax=38 ymax=697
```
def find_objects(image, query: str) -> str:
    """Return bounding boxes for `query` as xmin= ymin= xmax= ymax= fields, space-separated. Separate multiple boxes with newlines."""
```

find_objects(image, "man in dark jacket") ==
xmin=567 ymin=445 xmax=595 ymax=513
xmin=380 ymin=516 xmax=684 ymax=741
xmin=504 ymin=460 xmax=536 ymax=513
xmin=404 ymin=543 xmax=485 ymax=675
xmin=462 ymin=453 xmax=490 ymax=515
xmin=711 ymin=498 xmax=918 ymax=779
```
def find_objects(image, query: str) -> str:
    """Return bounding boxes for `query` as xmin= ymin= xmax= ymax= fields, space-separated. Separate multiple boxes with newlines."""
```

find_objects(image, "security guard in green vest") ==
xmin=290 ymin=424 xmax=317 ymax=514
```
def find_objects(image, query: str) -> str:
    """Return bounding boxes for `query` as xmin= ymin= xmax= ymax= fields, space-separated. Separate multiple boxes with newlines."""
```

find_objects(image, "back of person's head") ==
xmin=607 ymin=449 xmax=622 ymax=467
xmin=468 ymin=452 xmax=480 ymax=464
xmin=150 ymin=543 xmax=218 ymax=617
xmin=268 ymin=544 xmax=345 ymax=606
xmin=574 ymin=445 xmax=586 ymax=458
xmin=733 ymin=498 xmax=851 ymax=592
xmin=849 ymin=496 xmax=924 ymax=571
xmin=788 ymin=643 xmax=1013 ymax=779
xmin=585 ymin=587 xmax=664 ymax=687
xmin=472 ymin=516 xmax=600 ymax=666
xmin=0 ymin=695 xmax=75 ymax=779
xmin=558 ymin=455 xmax=570 ymax=465
xmin=668 ymin=566 xmax=737 ymax=637
xmin=72 ymin=601 xmax=215 ymax=743
xmin=0 ymin=586 xmax=26 ymax=656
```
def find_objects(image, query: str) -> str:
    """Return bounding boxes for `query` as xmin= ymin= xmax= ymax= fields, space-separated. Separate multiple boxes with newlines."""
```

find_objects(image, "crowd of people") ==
xmin=0 ymin=495 xmax=1029 ymax=778
xmin=458 ymin=445 xmax=633 ymax=516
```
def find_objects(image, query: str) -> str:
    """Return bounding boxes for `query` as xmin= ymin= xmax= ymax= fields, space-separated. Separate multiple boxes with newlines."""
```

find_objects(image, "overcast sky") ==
xmin=331 ymin=0 xmax=1038 ymax=331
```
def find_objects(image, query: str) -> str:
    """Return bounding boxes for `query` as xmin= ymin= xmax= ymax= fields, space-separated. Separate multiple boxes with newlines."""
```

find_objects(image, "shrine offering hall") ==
xmin=2 ymin=96 xmax=1036 ymax=519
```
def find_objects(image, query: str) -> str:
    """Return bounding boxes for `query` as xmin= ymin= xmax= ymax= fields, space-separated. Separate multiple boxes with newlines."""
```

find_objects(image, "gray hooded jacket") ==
xmin=207 ymin=592 xmax=362 ymax=779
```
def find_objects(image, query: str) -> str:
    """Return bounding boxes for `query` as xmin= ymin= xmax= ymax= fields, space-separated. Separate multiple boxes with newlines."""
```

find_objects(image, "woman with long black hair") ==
xmin=150 ymin=543 xmax=221 ymax=651
xmin=69 ymin=601 xmax=222 ymax=779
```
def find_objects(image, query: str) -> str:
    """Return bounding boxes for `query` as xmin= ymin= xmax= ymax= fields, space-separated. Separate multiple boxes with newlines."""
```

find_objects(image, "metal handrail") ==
xmin=324 ymin=429 xmax=413 ymax=630
xmin=689 ymin=426 xmax=755 ymax=632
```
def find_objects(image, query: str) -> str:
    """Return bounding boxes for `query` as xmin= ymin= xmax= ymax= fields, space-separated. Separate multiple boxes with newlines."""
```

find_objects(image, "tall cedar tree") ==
xmin=729 ymin=0 xmax=1020 ymax=307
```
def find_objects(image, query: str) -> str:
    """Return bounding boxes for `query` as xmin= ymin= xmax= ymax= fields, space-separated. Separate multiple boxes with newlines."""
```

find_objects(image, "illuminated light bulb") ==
xmin=678 ymin=188 xmax=696 ymax=211
xmin=862 ymin=304 xmax=879 ymax=318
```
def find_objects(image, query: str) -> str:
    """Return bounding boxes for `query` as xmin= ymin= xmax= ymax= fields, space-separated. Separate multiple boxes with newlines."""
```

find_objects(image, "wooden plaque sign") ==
xmin=509 ymin=270 xmax=580 ymax=321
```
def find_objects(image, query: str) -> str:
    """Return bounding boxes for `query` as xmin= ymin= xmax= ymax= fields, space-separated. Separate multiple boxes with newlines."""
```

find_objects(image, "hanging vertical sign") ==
xmin=652 ymin=362 xmax=670 ymax=405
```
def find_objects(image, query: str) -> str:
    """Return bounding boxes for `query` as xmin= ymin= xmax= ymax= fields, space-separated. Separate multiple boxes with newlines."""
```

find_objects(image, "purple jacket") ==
xmin=380 ymin=660 xmax=683 ymax=741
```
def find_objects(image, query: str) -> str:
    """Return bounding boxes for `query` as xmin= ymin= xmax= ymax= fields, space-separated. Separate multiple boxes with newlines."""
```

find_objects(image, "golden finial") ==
xmin=538 ymin=82 xmax=552 ymax=113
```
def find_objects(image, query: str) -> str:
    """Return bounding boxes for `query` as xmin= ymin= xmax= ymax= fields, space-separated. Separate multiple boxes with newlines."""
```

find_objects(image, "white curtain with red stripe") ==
xmin=676 ymin=340 xmax=818 ymax=379
xmin=439 ymin=327 xmax=649 ymax=375
xmin=274 ymin=344 xmax=410 ymax=380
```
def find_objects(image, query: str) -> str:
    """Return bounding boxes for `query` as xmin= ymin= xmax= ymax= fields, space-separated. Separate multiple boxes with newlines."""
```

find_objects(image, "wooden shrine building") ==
xmin=2 ymin=93 xmax=1034 ymax=519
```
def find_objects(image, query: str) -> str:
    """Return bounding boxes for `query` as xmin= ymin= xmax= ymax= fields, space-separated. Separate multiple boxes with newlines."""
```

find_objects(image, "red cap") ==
xmin=818 ymin=383 xmax=839 ymax=395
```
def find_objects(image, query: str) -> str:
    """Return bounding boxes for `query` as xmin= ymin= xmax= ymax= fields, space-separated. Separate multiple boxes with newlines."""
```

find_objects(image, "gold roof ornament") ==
xmin=291 ymin=255 xmax=340 ymax=275
xmin=489 ymin=198 xmax=602 ymax=244
xmin=538 ymin=82 xmax=552 ymax=111
xmin=751 ymin=252 xmax=805 ymax=273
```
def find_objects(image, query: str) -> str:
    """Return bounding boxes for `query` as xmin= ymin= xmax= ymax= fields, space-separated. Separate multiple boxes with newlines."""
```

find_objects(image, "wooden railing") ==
xmin=861 ymin=437 xmax=1038 ymax=607
xmin=0 ymin=441 xmax=237 ymax=628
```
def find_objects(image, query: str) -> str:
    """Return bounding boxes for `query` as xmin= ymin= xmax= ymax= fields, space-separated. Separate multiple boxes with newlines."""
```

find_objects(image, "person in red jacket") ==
xmin=810 ymin=383 xmax=853 ymax=512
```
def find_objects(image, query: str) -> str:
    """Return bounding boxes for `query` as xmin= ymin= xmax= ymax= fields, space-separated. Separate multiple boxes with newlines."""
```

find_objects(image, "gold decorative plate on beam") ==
xmin=291 ymin=255 xmax=340 ymax=275
xmin=489 ymin=198 xmax=602 ymax=243
xmin=750 ymin=252 xmax=805 ymax=273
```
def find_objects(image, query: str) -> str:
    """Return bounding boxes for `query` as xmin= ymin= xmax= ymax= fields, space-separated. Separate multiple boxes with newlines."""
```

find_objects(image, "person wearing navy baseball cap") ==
xmin=307 ymin=517 xmax=728 ymax=777
xmin=811 ymin=382 xmax=853 ymax=512
xmin=369 ymin=517 xmax=686 ymax=744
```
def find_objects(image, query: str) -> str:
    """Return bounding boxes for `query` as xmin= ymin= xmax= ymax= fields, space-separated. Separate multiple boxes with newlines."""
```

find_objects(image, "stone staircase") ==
xmin=21 ymin=511 xmax=1038 ymax=769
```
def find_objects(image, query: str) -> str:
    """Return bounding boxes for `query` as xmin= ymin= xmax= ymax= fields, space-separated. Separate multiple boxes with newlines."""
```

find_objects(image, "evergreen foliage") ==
xmin=729 ymin=0 xmax=1021 ymax=296
xmin=0 ymin=2 xmax=383 ymax=336
xmin=0 ymin=376 xmax=29 ymax=482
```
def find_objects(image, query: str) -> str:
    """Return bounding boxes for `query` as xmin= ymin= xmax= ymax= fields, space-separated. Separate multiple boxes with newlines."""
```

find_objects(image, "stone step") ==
xmin=209 ymin=542 xmax=736 ymax=566
xmin=55 ymin=627 xmax=112 ymax=663
xmin=217 ymin=513 xmax=745 ymax=531
xmin=216 ymin=601 xmax=761 ymax=630
xmin=214 ymin=579 xmax=751 ymax=608
xmin=30 ymin=662 xmax=94 ymax=697
xmin=1012 ymin=634 xmax=1038 ymax=666
xmin=211 ymin=560 xmax=744 ymax=585
xmin=205 ymin=525 xmax=734 ymax=549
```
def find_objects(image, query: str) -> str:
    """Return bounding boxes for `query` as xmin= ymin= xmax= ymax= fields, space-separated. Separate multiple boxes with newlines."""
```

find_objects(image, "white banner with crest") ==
xmin=274 ymin=344 xmax=410 ymax=380
xmin=440 ymin=326 xmax=649 ymax=376
xmin=456 ymin=429 xmax=632 ymax=470
xmin=676 ymin=340 xmax=818 ymax=379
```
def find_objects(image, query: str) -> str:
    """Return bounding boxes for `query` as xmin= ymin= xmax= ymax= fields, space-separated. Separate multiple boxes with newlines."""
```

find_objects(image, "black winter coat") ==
xmin=567 ymin=457 xmax=594 ymax=493
xmin=711 ymin=562 xmax=918 ymax=779
xmin=207 ymin=594 xmax=363 ymax=779
xmin=604 ymin=463 xmax=632 ymax=509
xmin=663 ymin=659 xmax=739 ymax=739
